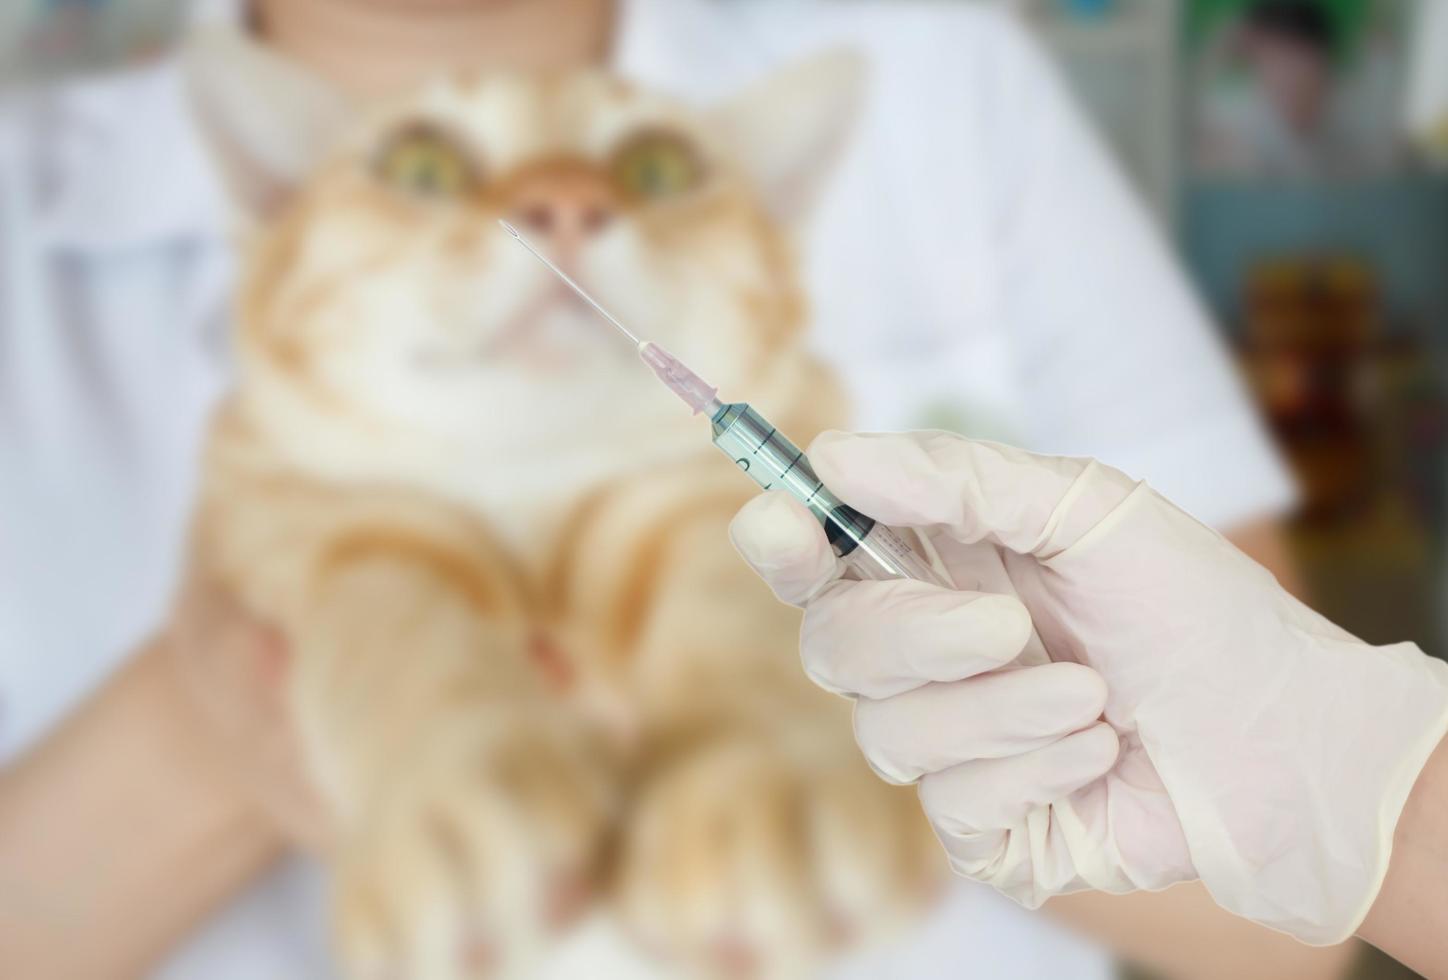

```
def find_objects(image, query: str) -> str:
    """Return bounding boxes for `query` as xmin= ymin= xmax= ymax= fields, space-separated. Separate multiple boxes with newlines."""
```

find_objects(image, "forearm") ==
xmin=1229 ymin=517 xmax=1448 ymax=974
xmin=0 ymin=639 xmax=283 ymax=979
xmin=1358 ymin=732 xmax=1448 ymax=977
xmin=1048 ymin=885 xmax=1358 ymax=980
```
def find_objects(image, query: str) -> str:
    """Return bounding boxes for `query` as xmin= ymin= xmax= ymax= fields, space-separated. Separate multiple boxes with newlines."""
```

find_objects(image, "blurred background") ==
xmin=4 ymin=2 xmax=1447 ymax=979
xmin=5 ymin=0 xmax=1445 ymax=661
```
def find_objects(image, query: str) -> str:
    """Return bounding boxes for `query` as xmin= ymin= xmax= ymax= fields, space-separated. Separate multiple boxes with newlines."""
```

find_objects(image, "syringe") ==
xmin=499 ymin=220 xmax=951 ymax=588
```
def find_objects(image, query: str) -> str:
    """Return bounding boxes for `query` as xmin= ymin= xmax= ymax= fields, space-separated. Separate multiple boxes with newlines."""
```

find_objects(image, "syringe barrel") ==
xmin=710 ymin=403 xmax=864 ymax=551
xmin=710 ymin=403 xmax=950 ymax=587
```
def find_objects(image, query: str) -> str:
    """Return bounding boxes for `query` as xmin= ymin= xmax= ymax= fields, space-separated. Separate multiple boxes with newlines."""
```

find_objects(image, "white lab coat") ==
xmin=0 ymin=0 xmax=1292 ymax=976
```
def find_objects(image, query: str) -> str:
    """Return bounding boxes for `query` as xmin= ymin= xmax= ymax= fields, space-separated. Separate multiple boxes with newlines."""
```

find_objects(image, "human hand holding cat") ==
xmin=730 ymin=430 xmax=1448 ymax=944
xmin=166 ymin=572 xmax=330 ymax=849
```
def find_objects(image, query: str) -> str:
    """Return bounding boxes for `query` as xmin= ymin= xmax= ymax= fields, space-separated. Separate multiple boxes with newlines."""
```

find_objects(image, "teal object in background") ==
xmin=1187 ymin=0 xmax=1374 ymax=59
xmin=1057 ymin=0 xmax=1116 ymax=18
xmin=1181 ymin=177 xmax=1448 ymax=336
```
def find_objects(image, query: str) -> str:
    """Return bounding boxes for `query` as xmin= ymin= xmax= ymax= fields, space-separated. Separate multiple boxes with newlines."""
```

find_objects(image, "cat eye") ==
xmin=612 ymin=131 xmax=703 ymax=200
xmin=374 ymin=125 xmax=478 ymax=200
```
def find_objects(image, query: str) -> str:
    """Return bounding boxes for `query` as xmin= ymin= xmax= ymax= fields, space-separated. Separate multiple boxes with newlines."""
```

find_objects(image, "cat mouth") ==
xmin=482 ymin=287 xmax=602 ymax=358
xmin=413 ymin=286 xmax=623 ymax=373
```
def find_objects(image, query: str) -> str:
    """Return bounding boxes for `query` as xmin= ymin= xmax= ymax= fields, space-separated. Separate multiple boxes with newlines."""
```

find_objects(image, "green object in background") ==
xmin=1186 ymin=0 xmax=1374 ymax=59
xmin=908 ymin=398 xmax=1024 ymax=447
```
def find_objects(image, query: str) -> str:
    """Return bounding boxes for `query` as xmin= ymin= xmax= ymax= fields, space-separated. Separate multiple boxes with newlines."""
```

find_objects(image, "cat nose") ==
xmin=516 ymin=199 xmax=613 ymax=243
xmin=509 ymin=176 xmax=617 ymax=256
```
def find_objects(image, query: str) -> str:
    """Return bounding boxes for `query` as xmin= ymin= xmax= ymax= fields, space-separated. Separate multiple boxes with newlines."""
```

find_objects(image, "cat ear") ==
xmin=711 ymin=49 xmax=867 ymax=225
xmin=182 ymin=28 xmax=354 ymax=223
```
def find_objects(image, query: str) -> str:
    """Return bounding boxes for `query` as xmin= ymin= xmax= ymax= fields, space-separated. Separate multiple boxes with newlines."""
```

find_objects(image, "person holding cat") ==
xmin=0 ymin=0 xmax=1357 ymax=978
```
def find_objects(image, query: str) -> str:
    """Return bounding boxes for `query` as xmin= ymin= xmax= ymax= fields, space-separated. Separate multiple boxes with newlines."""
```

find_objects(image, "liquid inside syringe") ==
xmin=499 ymin=220 xmax=951 ymax=588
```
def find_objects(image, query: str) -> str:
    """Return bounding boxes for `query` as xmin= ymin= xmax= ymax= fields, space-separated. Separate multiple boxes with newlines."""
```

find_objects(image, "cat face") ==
xmin=190 ymin=34 xmax=862 ymax=476
xmin=243 ymin=74 xmax=790 ymax=449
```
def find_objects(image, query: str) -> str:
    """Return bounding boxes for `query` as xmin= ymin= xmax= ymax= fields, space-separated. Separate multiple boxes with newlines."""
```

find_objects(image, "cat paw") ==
xmin=330 ymin=711 xmax=614 ymax=980
xmin=616 ymin=728 xmax=942 ymax=978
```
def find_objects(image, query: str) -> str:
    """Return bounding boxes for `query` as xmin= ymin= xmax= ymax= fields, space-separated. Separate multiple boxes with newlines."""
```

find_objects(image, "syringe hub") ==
xmin=638 ymin=341 xmax=721 ymax=416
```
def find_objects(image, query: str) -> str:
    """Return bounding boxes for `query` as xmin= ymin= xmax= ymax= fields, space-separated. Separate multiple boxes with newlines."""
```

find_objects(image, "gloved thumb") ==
xmin=808 ymin=431 xmax=1137 ymax=557
xmin=729 ymin=491 xmax=841 ymax=604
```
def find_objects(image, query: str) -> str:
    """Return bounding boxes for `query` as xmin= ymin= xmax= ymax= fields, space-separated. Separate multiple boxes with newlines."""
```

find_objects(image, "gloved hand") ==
xmin=729 ymin=430 xmax=1448 ymax=944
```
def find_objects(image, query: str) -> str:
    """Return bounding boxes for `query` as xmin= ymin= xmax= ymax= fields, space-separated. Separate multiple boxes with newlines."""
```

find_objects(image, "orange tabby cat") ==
xmin=184 ymin=30 xmax=939 ymax=979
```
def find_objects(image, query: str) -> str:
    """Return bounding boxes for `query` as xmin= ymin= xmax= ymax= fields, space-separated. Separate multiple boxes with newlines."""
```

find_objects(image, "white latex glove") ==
xmin=728 ymin=430 xmax=1448 ymax=944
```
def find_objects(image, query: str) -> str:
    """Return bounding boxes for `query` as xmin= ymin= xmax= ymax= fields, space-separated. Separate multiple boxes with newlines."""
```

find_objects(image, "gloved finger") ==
xmin=729 ymin=491 xmax=841 ymax=605
xmin=853 ymin=663 xmax=1108 ymax=784
xmin=801 ymin=579 xmax=1032 ymax=699
xmin=808 ymin=431 xmax=1137 ymax=558
xmin=919 ymin=722 xmax=1119 ymax=871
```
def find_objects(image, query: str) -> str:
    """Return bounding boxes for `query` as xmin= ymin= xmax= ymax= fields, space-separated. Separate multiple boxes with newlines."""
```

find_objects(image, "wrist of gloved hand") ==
xmin=1064 ymin=479 xmax=1448 ymax=943
xmin=730 ymin=429 xmax=1448 ymax=945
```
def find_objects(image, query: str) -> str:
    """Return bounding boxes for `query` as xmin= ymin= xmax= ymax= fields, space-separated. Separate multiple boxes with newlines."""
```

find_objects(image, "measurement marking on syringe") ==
xmin=755 ymin=427 xmax=777 ymax=451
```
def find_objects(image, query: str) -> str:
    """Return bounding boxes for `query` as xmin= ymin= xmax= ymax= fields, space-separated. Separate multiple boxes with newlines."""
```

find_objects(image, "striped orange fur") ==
xmin=186 ymin=57 xmax=939 ymax=978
